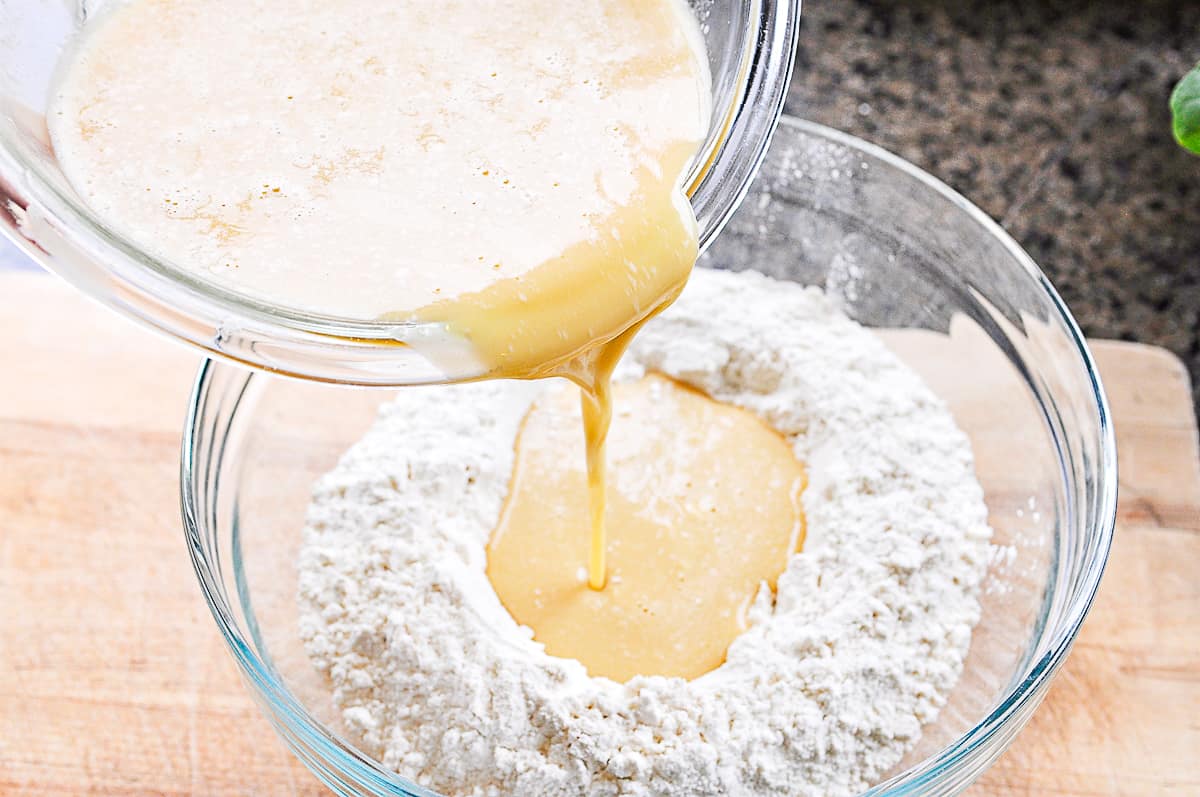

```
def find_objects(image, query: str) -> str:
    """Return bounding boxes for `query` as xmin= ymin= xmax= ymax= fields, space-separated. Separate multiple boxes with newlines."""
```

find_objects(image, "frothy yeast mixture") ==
xmin=50 ymin=0 xmax=810 ymax=680
xmin=49 ymin=0 xmax=710 ymax=370
xmin=53 ymin=0 xmax=714 ymax=587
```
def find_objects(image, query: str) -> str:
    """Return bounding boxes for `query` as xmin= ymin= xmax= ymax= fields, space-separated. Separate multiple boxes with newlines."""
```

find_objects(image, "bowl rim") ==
xmin=782 ymin=117 xmax=1117 ymax=793
xmin=180 ymin=117 xmax=1118 ymax=796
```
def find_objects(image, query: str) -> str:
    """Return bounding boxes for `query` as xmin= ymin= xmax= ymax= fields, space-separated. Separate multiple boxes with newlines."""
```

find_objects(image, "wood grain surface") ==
xmin=1 ymin=272 xmax=1197 ymax=796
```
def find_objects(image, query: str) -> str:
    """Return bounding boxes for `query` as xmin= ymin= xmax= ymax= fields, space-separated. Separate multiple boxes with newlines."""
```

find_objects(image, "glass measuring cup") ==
xmin=0 ymin=0 xmax=800 ymax=385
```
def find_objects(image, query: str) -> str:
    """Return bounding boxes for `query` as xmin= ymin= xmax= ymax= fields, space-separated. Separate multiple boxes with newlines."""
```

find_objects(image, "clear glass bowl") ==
xmin=181 ymin=118 xmax=1117 ymax=796
xmin=0 ymin=0 xmax=799 ymax=385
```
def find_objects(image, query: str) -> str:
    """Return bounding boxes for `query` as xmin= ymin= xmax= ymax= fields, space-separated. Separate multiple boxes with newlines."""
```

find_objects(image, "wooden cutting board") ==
xmin=1 ymin=272 xmax=1197 ymax=796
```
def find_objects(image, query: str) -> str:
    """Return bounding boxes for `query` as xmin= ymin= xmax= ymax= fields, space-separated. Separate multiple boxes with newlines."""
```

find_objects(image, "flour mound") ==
xmin=297 ymin=268 xmax=993 ymax=796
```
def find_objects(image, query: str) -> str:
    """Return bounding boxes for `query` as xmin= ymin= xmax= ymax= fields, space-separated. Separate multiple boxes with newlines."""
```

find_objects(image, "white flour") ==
xmin=297 ymin=268 xmax=993 ymax=796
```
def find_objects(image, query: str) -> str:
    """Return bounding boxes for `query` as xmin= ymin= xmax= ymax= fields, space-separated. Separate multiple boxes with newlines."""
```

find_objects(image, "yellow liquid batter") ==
xmin=50 ymin=0 xmax=802 ymax=680
xmin=488 ymin=375 xmax=807 ymax=682
xmin=50 ymin=0 xmax=708 ymax=593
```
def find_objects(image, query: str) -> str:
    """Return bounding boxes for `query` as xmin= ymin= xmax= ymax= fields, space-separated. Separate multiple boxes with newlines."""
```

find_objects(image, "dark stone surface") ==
xmin=786 ymin=0 xmax=1200 ymax=412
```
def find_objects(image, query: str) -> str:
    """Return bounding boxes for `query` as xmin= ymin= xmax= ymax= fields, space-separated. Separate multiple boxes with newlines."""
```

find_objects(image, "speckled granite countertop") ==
xmin=787 ymin=0 xmax=1200 ymax=412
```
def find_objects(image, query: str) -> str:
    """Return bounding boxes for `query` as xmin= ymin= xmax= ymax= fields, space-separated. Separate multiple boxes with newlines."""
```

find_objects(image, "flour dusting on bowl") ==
xmin=297 ymin=268 xmax=994 ymax=796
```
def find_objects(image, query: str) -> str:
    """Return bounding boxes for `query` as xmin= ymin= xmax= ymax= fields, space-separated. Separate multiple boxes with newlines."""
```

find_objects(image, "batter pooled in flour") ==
xmin=297 ymin=268 xmax=994 ymax=797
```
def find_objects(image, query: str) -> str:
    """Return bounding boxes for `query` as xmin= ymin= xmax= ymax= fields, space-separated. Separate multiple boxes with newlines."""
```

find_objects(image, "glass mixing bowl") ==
xmin=181 ymin=118 xmax=1117 ymax=796
xmin=0 ymin=0 xmax=799 ymax=385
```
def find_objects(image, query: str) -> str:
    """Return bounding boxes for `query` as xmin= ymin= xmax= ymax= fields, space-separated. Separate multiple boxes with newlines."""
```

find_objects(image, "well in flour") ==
xmin=298 ymin=267 xmax=993 ymax=797
xmin=486 ymin=371 xmax=808 ymax=683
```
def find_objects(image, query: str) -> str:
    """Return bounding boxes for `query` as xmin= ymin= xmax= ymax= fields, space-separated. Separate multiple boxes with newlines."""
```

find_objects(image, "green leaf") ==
xmin=1171 ymin=62 xmax=1200 ymax=154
